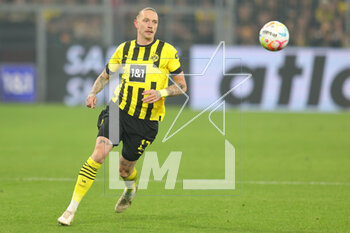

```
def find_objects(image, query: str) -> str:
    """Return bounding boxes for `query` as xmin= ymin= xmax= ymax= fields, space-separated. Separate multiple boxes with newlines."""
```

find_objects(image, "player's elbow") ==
xmin=178 ymin=82 xmax=187 ymax=93
xmin=182 ymin=84 xmax=187 ymax=93
xmin=102 ymin=69 xmax=110 ymax=81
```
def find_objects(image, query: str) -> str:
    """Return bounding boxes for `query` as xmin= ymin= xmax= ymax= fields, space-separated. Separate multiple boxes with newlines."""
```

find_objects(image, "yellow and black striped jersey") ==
xmin=107 ymin=39 xmax=182 ymax=121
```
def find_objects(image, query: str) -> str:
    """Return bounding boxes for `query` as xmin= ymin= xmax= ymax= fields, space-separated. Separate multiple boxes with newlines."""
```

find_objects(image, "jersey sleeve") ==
xmin=166 ymin=44 xmax=182 ymax=75
xmin=106 ymin=42 xmax=125 ymax=74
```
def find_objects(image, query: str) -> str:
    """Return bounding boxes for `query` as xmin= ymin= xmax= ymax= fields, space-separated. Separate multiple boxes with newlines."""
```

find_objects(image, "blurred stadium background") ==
xmin=1 ymin=1 xmax=350 ymax=233
xmin=0 ymin=0 xmax=349 ymax=107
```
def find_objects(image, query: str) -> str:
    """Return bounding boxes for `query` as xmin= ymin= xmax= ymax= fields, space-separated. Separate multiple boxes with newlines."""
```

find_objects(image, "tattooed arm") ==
xmin=86 ymin=68 xmax=110 ymax=108
xmin=163 ymin=71 xmax=187 ymax=96
xmin=142 ymin=71 xmax=187 ymax=104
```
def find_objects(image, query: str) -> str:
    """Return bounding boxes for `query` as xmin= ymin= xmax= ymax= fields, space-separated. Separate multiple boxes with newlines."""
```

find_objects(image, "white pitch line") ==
xmin=1 ymin=178 xmax=350 ymax=186
xmin=0 ymin=177 xmax=101 ymax=182
xmin=23 ymin=177 xmax=77 ymax=182
xmin=239 ymin=181 xmax=350 ymax=186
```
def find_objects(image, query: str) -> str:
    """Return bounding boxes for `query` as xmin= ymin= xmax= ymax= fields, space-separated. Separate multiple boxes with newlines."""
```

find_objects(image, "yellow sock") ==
xmin=72 ymin=157 xmax=101 ymax=204
xmin=122 ymin=168 xmax=137 ymax=192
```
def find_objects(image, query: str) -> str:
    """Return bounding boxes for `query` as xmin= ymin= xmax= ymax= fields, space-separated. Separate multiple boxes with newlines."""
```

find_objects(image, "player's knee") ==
xmin=92 ymin=141 xmax=112 ymax=163
xmin=119 ymin=167 xmax=131 ymax=178
xmin=92 ymin=148 xmax=106 ymax=163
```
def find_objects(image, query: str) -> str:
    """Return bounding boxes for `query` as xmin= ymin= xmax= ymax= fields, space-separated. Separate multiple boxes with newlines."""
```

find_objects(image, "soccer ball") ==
xmin=259 ymin=21 xmax=289 ymax=51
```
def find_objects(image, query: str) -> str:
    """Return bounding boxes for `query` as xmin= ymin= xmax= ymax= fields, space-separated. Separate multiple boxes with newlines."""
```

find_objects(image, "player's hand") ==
xmin=142 ymin=90 xmax=161 ymax=104
xmin=86 ymin=94 xmax=97 ymax=108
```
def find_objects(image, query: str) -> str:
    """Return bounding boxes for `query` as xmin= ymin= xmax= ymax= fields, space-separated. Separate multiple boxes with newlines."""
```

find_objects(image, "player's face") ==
xmin=135 ymin=10 xmax=158 ymax=42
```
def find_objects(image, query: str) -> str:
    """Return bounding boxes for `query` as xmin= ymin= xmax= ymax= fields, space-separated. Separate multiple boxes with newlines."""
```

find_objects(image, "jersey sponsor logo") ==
xmin=129 ymin=64 xmax=147 ymax=82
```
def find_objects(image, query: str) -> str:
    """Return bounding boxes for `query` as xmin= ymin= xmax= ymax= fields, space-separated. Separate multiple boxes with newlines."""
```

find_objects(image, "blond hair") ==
xmin=136 ymin=7 xmax=157 ymax=19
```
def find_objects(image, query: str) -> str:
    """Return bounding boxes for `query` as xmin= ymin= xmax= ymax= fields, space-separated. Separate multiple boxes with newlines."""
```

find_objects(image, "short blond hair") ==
xmin=136 ymin=7 xmax=157 ymax=19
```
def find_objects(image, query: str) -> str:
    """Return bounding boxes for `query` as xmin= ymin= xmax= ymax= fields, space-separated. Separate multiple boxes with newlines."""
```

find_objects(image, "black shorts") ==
xmin=97 ymin=105 xmax=158 ymax=161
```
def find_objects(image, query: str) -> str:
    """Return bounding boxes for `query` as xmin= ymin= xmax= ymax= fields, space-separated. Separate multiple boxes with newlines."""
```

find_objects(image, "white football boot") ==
xmin=115 ymin=187 xmax=137 ymax=213
xmin=57 ymin=210 xmax=75 ymax=226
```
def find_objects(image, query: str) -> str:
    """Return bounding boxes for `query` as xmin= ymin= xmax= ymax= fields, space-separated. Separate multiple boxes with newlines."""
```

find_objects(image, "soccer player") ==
xmin=57 ymin=7 xmax=187 ymax=226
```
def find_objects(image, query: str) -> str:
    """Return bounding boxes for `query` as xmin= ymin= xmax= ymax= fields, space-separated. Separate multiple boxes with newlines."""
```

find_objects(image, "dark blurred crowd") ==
xmin=120 ymin=0 xmax=215 ymax=47
xmin=0 ymin=0 xmax=103 ymax=48
xmin=113 ymin=0 xmax=348 ymax=48
xmin=236 ymin=0 xmax=347 ymax=47
xmin=0 ymin=0 xmax=348 ymax=48
xmin=0 ymin=0 xmax=102 ymax=4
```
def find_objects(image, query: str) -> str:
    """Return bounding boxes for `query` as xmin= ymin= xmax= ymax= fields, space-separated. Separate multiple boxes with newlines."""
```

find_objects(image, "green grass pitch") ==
xmin=0 ymin=104 xmax=349 ymax=233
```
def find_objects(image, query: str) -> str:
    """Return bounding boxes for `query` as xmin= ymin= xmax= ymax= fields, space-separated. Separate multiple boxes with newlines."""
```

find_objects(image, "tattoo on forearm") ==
xmin=166 ymin=83 xmax=185 ymax=96
xmin=89 ymin=70 xmax=109 ymax=95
